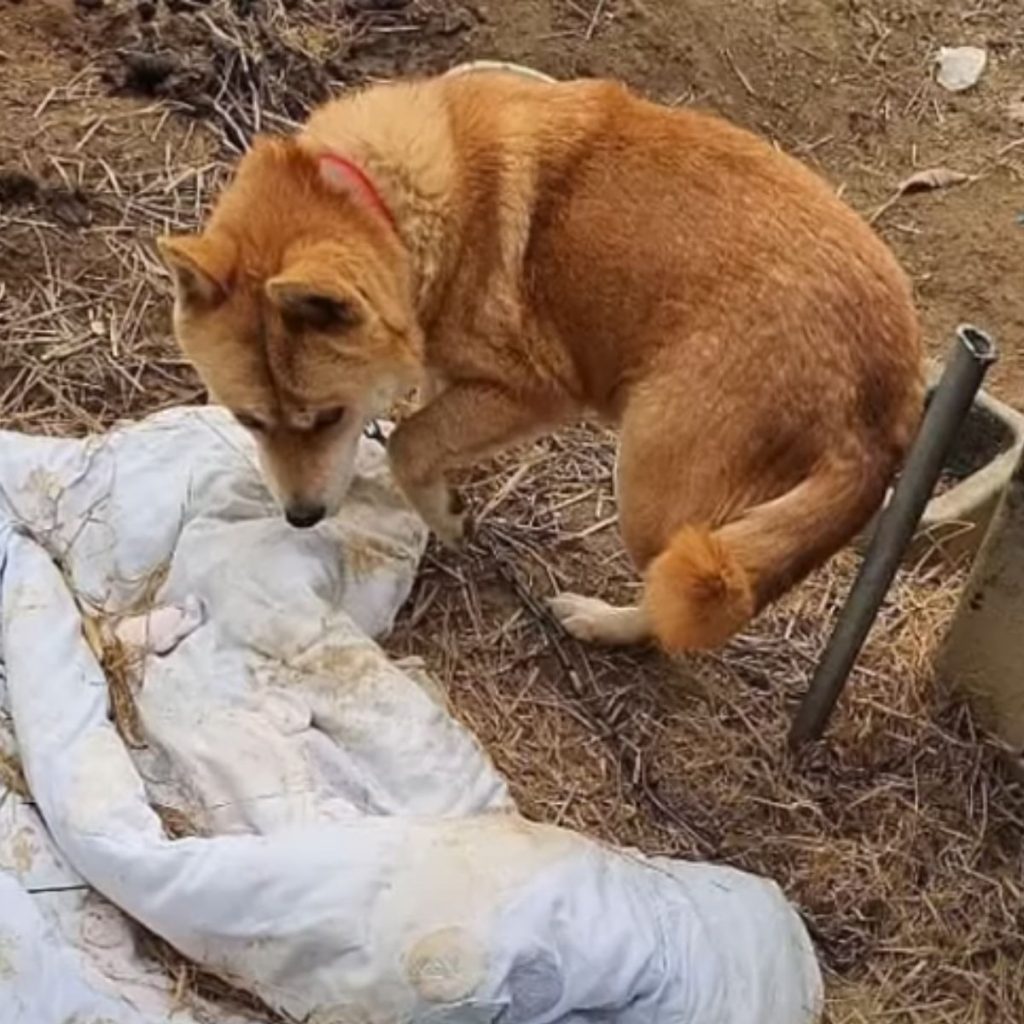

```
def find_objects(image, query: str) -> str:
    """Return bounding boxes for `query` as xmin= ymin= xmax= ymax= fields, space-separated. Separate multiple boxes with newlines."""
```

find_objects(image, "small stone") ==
xmin=935 ymin=46 xmax=987 ymax=93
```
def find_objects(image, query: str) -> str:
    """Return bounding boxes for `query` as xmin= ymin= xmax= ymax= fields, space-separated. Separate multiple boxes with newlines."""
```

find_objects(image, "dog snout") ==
xmin=285 ymin=501 xmax=327 ymax=529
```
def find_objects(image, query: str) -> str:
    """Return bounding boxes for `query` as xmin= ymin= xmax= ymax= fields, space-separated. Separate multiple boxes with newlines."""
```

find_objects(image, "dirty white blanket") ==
xmin=0 ymin=407 xmax=823 ymax=1024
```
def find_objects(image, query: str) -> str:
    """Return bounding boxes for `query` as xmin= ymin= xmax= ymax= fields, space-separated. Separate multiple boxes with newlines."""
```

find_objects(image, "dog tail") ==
xmin=643 ymin=456 xmax=889 ymax=652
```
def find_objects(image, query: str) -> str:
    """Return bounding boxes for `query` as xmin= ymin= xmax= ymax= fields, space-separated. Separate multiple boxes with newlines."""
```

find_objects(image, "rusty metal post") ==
xmin=790 ymin=325 xmax=997 ymax=747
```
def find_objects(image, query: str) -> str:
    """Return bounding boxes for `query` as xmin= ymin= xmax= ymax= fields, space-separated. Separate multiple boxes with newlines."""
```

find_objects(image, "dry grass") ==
xmin=0 ymin=747 xmax=29 ymax=800
xmin=81 ymin=617 xmax=147 ymax=750
xmin=387 ymin=425 xmax=1024 ymax=1024
xmin=134 ymin=927 xmax=295 ymax=1024
xmin=99 ymin=0 xmax=475 ymax=152
xmin=0 ymin=110 xmax=221 ymax=435
xmin=1 ymin=2 xmax=1022 ymax=1022
xmin=149 ymin=802 xmax=206 ymax=841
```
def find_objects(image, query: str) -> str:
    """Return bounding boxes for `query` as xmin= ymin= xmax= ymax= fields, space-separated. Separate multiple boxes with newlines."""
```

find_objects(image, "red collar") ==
xmin=319 ymin=153 xmax=398 ymax=235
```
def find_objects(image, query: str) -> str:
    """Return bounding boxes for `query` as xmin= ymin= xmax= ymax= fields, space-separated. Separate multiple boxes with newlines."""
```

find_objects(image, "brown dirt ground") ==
xmin=2 ymin=2 xmax=1023 ymax=1023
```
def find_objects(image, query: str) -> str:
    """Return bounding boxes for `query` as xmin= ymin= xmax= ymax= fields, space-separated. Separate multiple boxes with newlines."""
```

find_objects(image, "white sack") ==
xmin=0 ymin=407 xmax=823 ymax=1023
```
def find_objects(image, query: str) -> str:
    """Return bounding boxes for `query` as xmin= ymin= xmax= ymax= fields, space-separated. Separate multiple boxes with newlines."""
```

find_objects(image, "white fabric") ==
xmin=0 ymin=407 xmax=823 ymax=1023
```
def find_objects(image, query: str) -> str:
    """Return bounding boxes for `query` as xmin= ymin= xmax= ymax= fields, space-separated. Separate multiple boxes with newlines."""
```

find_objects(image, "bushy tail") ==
xmin=643 ymin=459 xmax=887 ymax=652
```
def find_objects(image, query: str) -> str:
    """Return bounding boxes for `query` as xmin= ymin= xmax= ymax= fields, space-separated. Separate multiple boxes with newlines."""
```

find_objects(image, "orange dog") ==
xmin=159 ymin=71 xmax=922 ymax=652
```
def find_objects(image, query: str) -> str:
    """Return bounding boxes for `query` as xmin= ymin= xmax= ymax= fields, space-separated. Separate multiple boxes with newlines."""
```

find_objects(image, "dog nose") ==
xmin=285 ymin=502 xmax=326 ymax=529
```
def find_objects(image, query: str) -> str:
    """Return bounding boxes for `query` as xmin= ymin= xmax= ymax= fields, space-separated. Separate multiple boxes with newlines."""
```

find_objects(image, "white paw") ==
xmin=431 ymin=509 xmax=468 ymax=548
xmin=406 ymin=483 xmax=468 ymax=548
xmin=548 ymin=592 xmax=617 ymax=643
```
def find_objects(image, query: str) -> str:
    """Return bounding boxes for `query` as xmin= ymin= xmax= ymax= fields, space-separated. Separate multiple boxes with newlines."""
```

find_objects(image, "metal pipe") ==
xmin=789 ymin=325 xmax=998 ymax=747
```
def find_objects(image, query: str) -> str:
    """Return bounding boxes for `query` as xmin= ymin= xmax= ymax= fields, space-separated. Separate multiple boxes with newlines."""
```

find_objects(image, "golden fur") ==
xmin=159 ymin=71 xmax=923 ymax=652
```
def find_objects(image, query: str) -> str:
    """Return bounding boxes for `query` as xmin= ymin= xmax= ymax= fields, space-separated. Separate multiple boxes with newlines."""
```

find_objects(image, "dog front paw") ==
xmin=418 ymin=484 xmax=469 ymax=548
xmin=431 ymin=506 xmax=469 ymax=549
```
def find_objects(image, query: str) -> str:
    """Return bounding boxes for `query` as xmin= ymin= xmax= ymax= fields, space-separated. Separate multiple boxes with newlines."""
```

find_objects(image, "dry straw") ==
xmin=388 ymin=424 xmax=1024 ymax=1024
xmin=1 ymin=2 xmax=1021 ymax=1020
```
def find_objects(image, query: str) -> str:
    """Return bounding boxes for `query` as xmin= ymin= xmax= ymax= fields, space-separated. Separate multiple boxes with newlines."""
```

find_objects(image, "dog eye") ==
xmin=313 ymin=406 xmax=346 ymax=430
xmin=235 ymin=411 xmax=269 ymax=433
xmin=283 ymin=295 xmax=359 ymax=332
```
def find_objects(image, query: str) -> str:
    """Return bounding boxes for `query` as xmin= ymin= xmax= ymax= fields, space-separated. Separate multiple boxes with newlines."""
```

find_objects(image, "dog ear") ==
xmin=266 ymin=273 xmax=362 ymax=333
xmin=269 ymin=244 xmax=423 ymax=366
xmin=158 ymin=233 xmax=236 ymax=306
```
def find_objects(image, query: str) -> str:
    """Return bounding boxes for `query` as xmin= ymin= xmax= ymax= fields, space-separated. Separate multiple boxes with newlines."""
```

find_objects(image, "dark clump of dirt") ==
xmin=0 ymin=169 xmax=40 ymax=205
xmin=945 ymin=401 xmax=1015 ymax=476
xmin=922 ymin=386 xmax=1016 ymax=494
xmin=116 ymin=51 xmax=182 ymax=95
xmin=87 ymin=0 xmax=480 ymax=151
xmin=0 ymin=169 xmax=93 ymax=228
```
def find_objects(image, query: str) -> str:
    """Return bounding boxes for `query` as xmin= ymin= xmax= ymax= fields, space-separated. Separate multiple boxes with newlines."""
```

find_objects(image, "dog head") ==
xmin=159 ymin=136 xmax=423 ymax=527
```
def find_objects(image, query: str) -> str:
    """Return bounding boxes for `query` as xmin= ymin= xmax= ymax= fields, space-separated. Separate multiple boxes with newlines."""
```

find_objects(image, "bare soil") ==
xmin=2 ymin=2 xmax=1023 ymax=1022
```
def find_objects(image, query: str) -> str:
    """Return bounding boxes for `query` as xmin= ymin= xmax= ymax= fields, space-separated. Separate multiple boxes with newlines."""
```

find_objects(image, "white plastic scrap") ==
xmin=935 ymin=46 xmax=987 ymax=92
xmin=0 ymin=407 xmax=824 ymax=1023
xmin=443 ymin=60 xmax=556 ymax=84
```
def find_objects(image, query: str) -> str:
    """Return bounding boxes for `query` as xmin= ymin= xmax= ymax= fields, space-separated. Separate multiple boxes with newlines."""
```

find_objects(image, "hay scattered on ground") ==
xmin=99 ymin=0 xmax=477 ymax=152
xmin=387 ymin=425 xmax=1024 ymax=1024
xmin=134 ymin=927 xmax=295 ymax=1024
xmin=2 ymin=2 xmax=1022 ymax=1022
xmin=0 ymin=107 xmax=220 ymax=434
